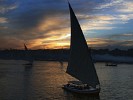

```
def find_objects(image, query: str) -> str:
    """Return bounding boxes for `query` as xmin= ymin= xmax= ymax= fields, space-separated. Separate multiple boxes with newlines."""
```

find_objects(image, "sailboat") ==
xmin=62 ymin=2 xmax=100 ymax=95
xmin=24 ymin=44 xmax=33 ymax=65
xmin=105 ymin=62 xmax=117 ymax=66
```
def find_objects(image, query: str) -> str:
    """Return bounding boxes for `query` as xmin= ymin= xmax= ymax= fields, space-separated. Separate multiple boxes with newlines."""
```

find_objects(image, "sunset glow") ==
xmin=0 ymin=0 xmax=133 ymax=49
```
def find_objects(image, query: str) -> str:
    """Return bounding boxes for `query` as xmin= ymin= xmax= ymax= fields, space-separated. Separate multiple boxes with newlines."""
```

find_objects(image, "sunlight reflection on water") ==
xmin=0 ymin=60 xmax=133 ymax=100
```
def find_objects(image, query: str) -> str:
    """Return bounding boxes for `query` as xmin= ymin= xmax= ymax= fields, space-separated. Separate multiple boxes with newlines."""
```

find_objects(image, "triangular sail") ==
xmin=24 ymin=44 xmax=28 ymax=50
xmin=24 ymin=44 xmax=33 ymax=63
xmin=66 ymin=2 xmax=100 ymax=87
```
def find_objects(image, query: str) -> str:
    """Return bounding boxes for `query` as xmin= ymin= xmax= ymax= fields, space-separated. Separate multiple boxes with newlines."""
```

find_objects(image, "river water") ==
xmin=0 ymin=60 xmax=133 ymax=100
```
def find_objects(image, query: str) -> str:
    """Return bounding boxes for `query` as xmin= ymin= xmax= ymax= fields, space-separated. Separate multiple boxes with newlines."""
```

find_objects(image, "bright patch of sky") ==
xmin=0 ymin=0 xmax=133 ymax=49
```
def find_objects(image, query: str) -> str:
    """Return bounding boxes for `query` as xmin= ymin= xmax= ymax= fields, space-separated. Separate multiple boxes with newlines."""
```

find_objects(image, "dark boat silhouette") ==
xmin=62 ymin=1 xmax=100 ymax=95
xmin=24 ymin=44 xmax=33 ymax=66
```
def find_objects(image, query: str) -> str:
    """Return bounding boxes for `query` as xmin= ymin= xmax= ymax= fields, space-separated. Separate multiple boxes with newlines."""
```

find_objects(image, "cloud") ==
xmin=0 ymin=17 xmax=8 ymax=23
xmin=0 ymin=0 xmax=101 ymax=49
xmin=0 ymin=16 xmax=70 ymax=49
xmin=94 ymin=0 xmax=133 ymax=24
xmin=0 ymin=36 xmax=24 ymax=49
xmin=93 ymin=0 xmax=133 ymax=24
xmin=87 ymin=37 xmax=133 ymax=49
xmin=116 ymin=1 xmax=133 ymax=13
xmin=0 ymin=26 xmax=8 ymax=29
xmin=95 ymin=0 xmax=124 ymax=9
xmin=76 ymin=13 xmax=133 ymax=31
xmin=76 ymin=14 xmax=116 ymax=31
xmin=116 ymin=14 xmax=133 ymax=22
xmin=7 ymin=0 xmax=68 ymax=30
xmin=87 ymin=38 xmax=116 ymax=47
xmin=0 ymin=3 xmax=18 ymax=14
xmin=0 ymin=0 xmax=133 ymax=49
xmin=109 ymin=33 xmax=133 ymax=40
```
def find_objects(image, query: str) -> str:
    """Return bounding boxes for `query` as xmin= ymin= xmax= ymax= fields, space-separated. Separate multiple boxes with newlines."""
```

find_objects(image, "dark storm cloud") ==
xmin=1 ymin=0 xmax=97 ymax=37
xmin=0 ymin=0 xmax=69 ymax=47
xmin=5 ymin=0 xmax=98 ymax=30
xmin=1 ymin=0 xmax=99 ymax=31
xmin=7 ymin=0 xmax=66 ymax=29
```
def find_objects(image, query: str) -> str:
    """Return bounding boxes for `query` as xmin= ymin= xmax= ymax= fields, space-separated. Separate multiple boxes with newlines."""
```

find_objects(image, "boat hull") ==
xmin=62 ymin=84 xmax=100 ymax=96
xmin=105 ymin=63 xmax=117 ymax=66
xmin=23 ymin=63 xmax=33 ymax=66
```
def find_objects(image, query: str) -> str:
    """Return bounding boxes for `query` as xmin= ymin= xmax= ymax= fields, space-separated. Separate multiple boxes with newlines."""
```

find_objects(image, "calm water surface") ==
xmin=0 ymin=60 xmax=133 ymax=100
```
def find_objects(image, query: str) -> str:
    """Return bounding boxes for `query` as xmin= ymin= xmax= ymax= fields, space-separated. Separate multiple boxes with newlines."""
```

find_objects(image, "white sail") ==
xmin=66 ymin=2 xmax=100 ymax=87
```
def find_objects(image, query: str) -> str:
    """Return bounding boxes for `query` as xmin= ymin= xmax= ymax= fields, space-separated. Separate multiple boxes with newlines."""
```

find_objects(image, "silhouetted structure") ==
xmin=0 ymin=48 xmax=133 ymax=63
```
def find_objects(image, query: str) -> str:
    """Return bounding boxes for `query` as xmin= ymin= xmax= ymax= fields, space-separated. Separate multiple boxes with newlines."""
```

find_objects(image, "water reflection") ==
xmin=0 ymin=60 xmax=133 ymax=100
xmin=64 ymin=90 xmax=100 ymax=100
xmin=24 ymin=64 xmax=33 ymax=71
xmin=23 ymin=64 xmax=33 ymax=100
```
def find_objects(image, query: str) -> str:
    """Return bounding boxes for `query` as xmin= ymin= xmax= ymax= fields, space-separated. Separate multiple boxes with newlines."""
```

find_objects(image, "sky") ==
xmin=0 ymin=0 xmax=133 ymax=50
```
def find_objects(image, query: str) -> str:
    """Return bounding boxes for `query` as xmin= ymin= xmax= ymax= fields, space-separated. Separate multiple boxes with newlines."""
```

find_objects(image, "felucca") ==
xmin=62 ymin=2 xmax=100 ymax=95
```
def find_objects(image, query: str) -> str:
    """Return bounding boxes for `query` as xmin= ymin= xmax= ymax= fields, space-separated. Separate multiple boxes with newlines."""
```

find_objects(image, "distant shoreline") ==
xmin=0 ymin=49 xmax=133 ymax=64
xmin=0 ymin=54 xmax=133 ymax=64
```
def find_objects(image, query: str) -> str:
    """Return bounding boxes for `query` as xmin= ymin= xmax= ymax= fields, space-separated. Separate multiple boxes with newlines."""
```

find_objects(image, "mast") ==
xmin=66 ymin=2 xmax=100 ymax=87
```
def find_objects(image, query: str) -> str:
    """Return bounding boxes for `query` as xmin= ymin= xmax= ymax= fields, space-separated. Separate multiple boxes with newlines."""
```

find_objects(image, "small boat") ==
xmin=62 ymin=2 xmax=100 ymax=95
xmin=105 ymin=62 xmax=117 ymax=66
xmin=24 ymin=44 xmax=33 ymax=65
